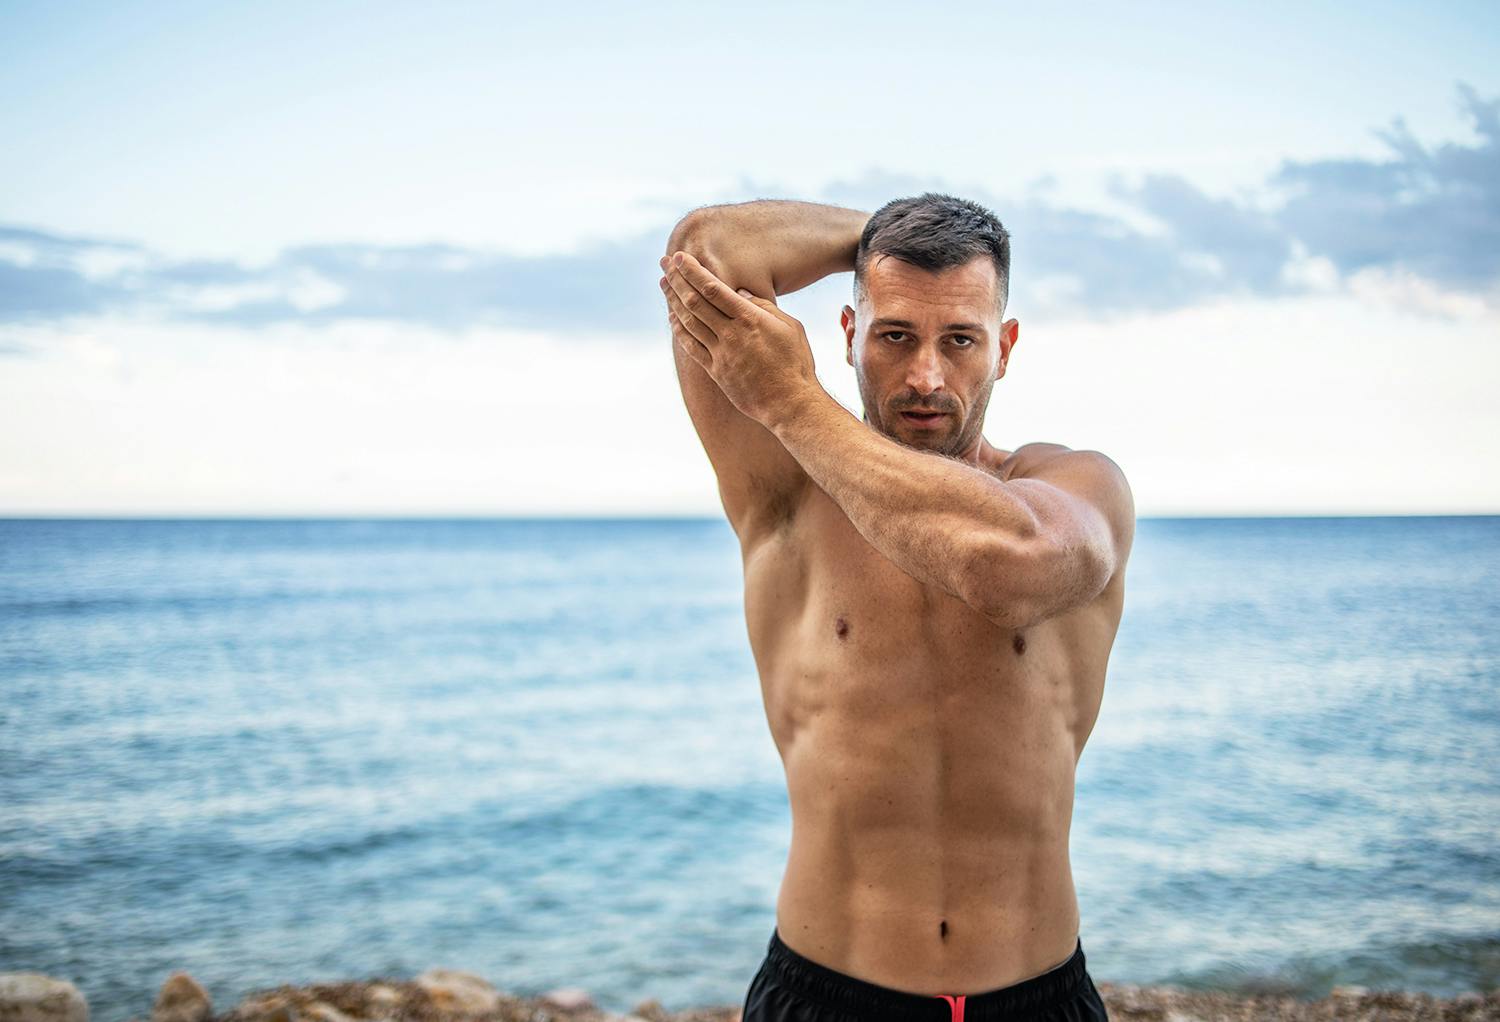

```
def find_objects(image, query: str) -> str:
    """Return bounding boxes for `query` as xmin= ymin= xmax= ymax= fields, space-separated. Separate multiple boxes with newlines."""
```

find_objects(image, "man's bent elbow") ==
xmin=962 ymin=532 xmax=1109 ymax=631
xmin=959 ymin=533 xmax=1037 ymax=630
xmin=666 ymin=206 xmax=719 ymax=259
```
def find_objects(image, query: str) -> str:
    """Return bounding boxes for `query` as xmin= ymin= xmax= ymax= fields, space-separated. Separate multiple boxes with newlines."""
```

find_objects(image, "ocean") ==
xmin=1 ymin=516 xmax=1496 ymax=1020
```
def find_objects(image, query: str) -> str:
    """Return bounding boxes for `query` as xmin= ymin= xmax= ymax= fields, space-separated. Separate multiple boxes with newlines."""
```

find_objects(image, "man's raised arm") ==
xmin=663 ymin=201 xmax=869 ymax=542
xmin=665 ymin=200 xmax=869 ymax=300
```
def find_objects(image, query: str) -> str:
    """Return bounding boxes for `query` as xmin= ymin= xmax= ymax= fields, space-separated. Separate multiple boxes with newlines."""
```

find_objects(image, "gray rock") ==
xmin=0 ymin=974 xmax=89 ymax=1022
xmin=539 ymin=988 xmax=595 ymax=1012
xmin=227 ymin=995 xmax=297 ymax=1022
xmin=152 ymin=974 xmax=211 ymax=1022
xmin=629 ymin=1000 xmax=668 ymax=1022
xmin=414 ymin=970 xmax=501 ymax=1016
xmin=365 ymin=985 xmax=401 ymax=1010
xmin=300 ymin=1003 xmax=354 ymax=1022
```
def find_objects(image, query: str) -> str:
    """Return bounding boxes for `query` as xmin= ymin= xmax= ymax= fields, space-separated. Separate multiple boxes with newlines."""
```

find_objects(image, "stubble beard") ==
xmin=856 ymin=370 xmax=994 ymax=461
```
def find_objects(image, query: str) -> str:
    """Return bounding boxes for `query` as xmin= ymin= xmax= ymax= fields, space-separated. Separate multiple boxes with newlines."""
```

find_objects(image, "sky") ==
xmin=2 ymin=0 xmax=1498 ymax=516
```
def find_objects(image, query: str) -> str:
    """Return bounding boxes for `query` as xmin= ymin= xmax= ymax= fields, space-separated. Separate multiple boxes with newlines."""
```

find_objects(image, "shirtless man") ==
xmin=659 ymin=194 xmax=1133 ymax=1022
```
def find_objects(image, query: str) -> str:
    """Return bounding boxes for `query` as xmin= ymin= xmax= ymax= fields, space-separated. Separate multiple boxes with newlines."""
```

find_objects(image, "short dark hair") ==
xmin=854 ymin=193 xmax=1011 ymax=313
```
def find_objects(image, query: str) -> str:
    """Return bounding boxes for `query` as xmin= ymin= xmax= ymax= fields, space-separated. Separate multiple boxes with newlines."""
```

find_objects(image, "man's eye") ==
xmin=952 ymin=336 xmax=974 ymax=347
xmin=884 ymin=332 xmax=907 ymax=342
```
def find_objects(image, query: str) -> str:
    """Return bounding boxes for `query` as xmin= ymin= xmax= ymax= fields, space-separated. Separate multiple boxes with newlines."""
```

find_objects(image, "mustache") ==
xmin=891 ymin=398 xmax=957 ymax=413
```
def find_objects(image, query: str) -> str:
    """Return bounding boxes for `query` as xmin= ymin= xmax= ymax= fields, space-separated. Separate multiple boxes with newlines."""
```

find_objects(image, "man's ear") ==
xmin=997 ymin=318 xmax=1019 ymax=378
xmin=841 ymin=305 xmax=857 ymax=367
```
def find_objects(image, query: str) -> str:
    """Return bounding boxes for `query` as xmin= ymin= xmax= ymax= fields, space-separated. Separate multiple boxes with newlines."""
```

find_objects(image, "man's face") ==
xmin=842 ymin=254 xmax=1020 ymax=458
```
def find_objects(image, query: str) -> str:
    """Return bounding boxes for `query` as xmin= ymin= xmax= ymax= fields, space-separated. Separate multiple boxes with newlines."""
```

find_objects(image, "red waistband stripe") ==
xmin=935 ymin=993 xmax=966 ymax=1022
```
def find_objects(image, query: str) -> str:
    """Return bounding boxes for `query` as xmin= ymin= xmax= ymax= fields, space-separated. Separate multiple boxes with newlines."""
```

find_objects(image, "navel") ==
xmin=939 ymin=919 xmax=948 ymax=939
xmin=1012 ymin=632 xmax=1026 ymax=656
xmin=835 ymin=616 xmax=850 ymax=640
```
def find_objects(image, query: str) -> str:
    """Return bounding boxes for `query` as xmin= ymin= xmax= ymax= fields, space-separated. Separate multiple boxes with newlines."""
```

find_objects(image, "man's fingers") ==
xmin=737 ymin=289 xmax=781 ymax=312
xmin=668 ymin=307 xmax=712 ymax=367
xmin=661 ymin=281 xmax=719 ymax=348
xmin=669 ymin=251 xmax=758 ymax=320
xmin=663 ymin=258 xmax=733 ymax=333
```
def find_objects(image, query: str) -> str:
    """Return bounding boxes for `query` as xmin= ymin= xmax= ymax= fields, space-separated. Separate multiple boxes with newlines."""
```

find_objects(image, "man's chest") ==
xmin=735 ymin=479 xmax=1113 ymax=758
xmin=740 ymin=483 xmax=1019 ymax=663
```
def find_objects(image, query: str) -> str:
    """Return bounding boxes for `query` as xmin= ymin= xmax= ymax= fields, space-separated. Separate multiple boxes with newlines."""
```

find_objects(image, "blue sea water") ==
xmin=1 ymin=516 xmax=1497 ymax=1020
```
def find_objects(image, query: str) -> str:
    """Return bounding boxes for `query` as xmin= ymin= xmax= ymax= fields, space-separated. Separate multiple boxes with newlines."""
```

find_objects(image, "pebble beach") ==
xmin=5 ymin=969 xmax=1499 ymax=1022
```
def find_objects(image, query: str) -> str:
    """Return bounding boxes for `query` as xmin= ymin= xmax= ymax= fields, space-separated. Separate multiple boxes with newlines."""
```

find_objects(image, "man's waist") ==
xmin=774 ymin=864 xmax=1082 ymax=996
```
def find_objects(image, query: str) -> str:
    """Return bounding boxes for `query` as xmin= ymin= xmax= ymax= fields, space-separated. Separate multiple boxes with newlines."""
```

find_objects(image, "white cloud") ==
xmin=7 ymin=88 xmax=1499 ymax=334
xmin=0 ymin=317 xmax=716 ymax=515
xmin=2 ymin=289 xmax=1496 ymax=516
xmin=971 ymin=292 xmax=1500 ymax=516
xmin=1346 ymin=267 xmax=1494 ymax=321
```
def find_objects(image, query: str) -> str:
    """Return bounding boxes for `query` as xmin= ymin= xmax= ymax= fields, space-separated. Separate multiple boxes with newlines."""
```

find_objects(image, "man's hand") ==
xmin=659 ymin=250 xmax=821 ymax=428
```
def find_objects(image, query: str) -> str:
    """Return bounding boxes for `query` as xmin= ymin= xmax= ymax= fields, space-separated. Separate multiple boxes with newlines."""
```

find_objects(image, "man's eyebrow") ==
xmin=870 ymin=317 xmax=986 ymax=332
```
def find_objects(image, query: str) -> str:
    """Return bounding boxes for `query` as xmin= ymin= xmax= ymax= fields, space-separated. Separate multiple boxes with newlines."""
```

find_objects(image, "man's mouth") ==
xmin=900 ymin=411 xmax=948 ymax=429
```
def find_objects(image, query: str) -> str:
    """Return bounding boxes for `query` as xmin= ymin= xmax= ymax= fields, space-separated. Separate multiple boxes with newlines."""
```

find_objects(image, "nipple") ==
xmin=1012 ymin=632 xmax=1026 ymax=655
xmin=835 ymin=616 xmax=849 ymax=640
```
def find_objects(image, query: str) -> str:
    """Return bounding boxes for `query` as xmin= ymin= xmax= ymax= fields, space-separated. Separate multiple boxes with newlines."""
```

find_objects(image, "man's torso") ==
xmin=735 ymin=442 xmax=1126 ymax=995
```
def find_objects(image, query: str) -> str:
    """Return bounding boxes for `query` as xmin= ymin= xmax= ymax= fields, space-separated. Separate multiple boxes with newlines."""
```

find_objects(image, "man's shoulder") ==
xmin=1004 ymin=442 xmax=1130 ymax=497
xmin=1000 ymin=442 xmax=1135 ymax=551
xmin=999 ymin=442 xmax=1097 ymax=480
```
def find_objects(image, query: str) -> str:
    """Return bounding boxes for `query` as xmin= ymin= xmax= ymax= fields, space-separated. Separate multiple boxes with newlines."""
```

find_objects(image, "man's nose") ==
xmin=906 ymin=345 xmax=945 ymax=395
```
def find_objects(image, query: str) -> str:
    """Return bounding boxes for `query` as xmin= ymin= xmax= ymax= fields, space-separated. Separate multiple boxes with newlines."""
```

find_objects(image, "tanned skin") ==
xmin=661 ymin=200 xmax=1135 ymax=994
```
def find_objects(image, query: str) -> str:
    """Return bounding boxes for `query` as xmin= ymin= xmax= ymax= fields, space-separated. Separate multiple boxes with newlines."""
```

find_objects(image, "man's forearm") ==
xmin=667 ymin=200 xmax=869 ymax=298
xmin=766 ymin=384 xmax=1038 ymax=624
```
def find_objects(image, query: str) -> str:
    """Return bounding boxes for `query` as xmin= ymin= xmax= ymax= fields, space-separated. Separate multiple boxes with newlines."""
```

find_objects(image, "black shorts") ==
xmin=741 ymin=929 xmax=1109 ymax=1022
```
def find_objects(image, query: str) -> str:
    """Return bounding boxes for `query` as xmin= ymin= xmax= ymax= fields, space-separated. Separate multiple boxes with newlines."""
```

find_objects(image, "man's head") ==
xmin=843 ymin=193 xmax=1018 ymax=459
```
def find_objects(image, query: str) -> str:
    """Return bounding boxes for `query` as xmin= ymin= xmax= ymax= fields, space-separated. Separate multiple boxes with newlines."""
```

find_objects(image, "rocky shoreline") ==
xmin=3 ymin=969 xmax=1497 ymax=1022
